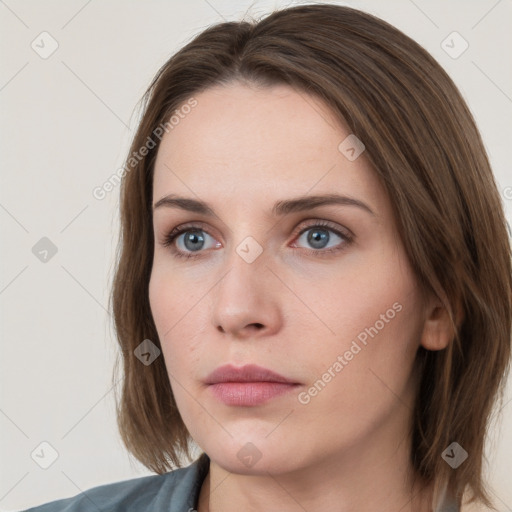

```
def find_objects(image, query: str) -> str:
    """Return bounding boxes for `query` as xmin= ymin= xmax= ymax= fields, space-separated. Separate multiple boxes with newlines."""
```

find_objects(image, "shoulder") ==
xmin=20 ymin=454 xmax=209 ymax=512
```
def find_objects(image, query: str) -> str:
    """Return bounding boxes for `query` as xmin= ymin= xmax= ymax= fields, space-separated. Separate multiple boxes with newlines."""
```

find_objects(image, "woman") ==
xmin=23 ymin=3 xmax=511 ymax=511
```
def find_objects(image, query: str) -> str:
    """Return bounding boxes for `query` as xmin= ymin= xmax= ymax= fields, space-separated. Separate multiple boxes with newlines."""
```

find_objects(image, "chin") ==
xmin=202 ymin=435 xmax=313 ymax=476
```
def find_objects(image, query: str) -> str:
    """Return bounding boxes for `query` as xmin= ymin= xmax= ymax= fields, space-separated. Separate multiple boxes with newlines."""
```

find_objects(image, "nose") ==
xmin=211 ymin=245 xmax=282 ymax=339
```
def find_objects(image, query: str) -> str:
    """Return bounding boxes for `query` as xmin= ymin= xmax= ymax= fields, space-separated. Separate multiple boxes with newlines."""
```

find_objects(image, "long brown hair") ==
xmin=109 ymin=4 xmax=512 ymax=509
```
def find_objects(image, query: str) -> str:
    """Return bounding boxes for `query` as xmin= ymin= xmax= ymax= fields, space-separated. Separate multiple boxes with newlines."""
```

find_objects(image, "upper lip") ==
xmin=204 ymin=364 xmax=298 ymax=385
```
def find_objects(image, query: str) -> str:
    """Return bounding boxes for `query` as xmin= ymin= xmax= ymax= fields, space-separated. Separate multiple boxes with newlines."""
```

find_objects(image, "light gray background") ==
xmin=1 ymin=0 xmax=511 ymax=510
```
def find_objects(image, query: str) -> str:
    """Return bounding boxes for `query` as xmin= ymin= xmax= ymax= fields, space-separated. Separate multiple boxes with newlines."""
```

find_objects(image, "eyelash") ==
xmin=161 ymin=220 xmax=353 ymax=260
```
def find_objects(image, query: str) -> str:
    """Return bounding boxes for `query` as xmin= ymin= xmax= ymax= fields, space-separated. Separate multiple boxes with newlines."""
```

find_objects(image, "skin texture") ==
xmin=149 ymin=82 xmax=453 ymax=512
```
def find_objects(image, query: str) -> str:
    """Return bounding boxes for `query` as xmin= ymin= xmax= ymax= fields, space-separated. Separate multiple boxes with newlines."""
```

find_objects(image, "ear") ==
xmin=420 ymin=297 xmax=456 ymax=351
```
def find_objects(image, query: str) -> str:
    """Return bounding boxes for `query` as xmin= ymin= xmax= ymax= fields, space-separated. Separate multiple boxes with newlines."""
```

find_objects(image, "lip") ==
xmin=204 ymin=364 xmax=300 ymax=406
xmin=204 ymin=364 xmax=296 ymax=384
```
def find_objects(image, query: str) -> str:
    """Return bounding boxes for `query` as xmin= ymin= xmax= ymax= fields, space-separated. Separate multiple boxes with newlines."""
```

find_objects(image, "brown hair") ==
xmin=110 ymin=4 xmax=512 ymax=509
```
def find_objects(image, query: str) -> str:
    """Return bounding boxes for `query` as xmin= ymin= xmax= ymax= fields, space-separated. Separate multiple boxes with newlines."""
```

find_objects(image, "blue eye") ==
xmin=294 ymin=224 xmax=346 ymax=251
xmin=162 ymin=220 xmax=353 ymax=260
xmin=163 ymin=227 xmax=220 ymax=259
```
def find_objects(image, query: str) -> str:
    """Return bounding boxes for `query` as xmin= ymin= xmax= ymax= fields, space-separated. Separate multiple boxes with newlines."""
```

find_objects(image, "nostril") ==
xmin=216 ymin=322 xmax=264 ymax=334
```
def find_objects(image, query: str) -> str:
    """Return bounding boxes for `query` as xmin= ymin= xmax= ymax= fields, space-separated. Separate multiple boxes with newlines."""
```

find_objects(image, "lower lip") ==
xmin=208 ymin=382 xmax=299 ymax=406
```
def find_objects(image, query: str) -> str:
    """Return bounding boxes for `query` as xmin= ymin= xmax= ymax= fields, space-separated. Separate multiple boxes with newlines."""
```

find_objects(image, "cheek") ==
xmin=149 ymin=271 xmax=183 ymax=370
xmin=300 ymin=243 xmax=423 ymax=395
xmin=148 ymin=269 xmax=172 ymax=341
xmin=148 ymin=269 xmax=207 ymax=381
xmin=293 ymin=243 xmax=420 ymax=351
xmin=335 ymin=274 xmax=419 ymax=351
xmin=149 ymin=263 xmax=195 ymax=338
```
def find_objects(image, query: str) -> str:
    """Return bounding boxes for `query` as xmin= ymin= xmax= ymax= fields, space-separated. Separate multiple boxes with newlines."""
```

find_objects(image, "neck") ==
xmin=197 ymin=419 xmax=434 ymax=512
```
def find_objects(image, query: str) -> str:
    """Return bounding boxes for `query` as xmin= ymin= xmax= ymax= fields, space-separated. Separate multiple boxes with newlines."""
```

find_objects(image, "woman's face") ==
xmin=149 ymin=82 xmax=430 ymax=475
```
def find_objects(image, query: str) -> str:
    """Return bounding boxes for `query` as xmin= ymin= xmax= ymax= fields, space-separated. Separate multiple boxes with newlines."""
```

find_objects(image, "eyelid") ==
xmin=159 ymin=221 xmax=219 ymax=250
xmin=294 ymin=219 xmax=353 ymax=240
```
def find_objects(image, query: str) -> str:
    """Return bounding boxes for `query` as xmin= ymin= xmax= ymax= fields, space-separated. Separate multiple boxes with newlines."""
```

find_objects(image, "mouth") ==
xmin=204 ymin=364 xmax=301 ymax=406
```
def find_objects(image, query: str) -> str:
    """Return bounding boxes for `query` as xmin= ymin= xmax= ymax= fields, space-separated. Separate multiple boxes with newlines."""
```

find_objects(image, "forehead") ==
xmin=155 ymin=82 xmax=341 ymax=166
xmin=152 ymin=82 xmax=384 ymax=214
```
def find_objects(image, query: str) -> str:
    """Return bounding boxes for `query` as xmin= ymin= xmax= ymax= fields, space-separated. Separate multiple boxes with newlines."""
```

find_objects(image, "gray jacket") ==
xmin=21 ymin=453 xmax=210 ymax=512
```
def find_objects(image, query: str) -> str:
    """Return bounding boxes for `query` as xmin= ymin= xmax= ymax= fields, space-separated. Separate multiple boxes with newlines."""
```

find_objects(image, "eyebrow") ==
xmin=153 ymin=193 xmax=375 ymax=217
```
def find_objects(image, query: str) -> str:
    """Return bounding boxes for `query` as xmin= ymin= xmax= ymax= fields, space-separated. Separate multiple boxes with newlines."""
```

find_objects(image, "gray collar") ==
xmin=173 ymin=452 xmax=209 ymax=511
